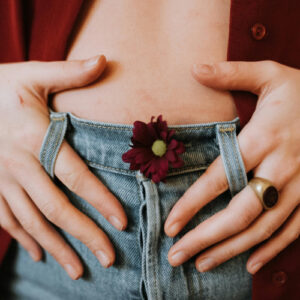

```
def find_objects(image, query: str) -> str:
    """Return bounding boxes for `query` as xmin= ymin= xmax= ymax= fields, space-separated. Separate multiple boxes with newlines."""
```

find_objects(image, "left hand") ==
xmin=164 ymin=60 xmax=300 ymax=274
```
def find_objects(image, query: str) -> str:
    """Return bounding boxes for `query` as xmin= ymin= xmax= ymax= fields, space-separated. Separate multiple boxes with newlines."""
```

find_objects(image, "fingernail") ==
xmin=29 ymin=251 xmax=40 ymax=262
xmin=167 ymin=222 xmax=180 ymax=236
xmin=170 ymin=251 xmax=189 ymax=265
xmin=84 ymin=55 xmax=101 ymax=68
xmin=64 ymin=264 xmax=80 ymax=280
xmin=249 ymin=262 xmax=263 ymax=274
xmin=109 ymin=215 xmax=124 ymax=231
xmin=193 ymin=64 xmax=215 ymax=76
xmin=197 ymin=257 xmax=215 ymax=272
xmin=96 ymin=250 xmax=111 ymax=268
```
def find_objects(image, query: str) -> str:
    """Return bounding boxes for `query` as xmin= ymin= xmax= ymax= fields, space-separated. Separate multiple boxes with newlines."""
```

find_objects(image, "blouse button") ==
xmin=251 ymin=23 xmax=267 ymax=40
xmin=272 ymin=271 xmax=288 ymax=287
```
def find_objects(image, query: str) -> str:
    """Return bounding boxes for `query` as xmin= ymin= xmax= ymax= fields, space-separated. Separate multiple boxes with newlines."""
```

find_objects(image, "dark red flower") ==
xmin=122 ymin=115 xmax=185 ymax=183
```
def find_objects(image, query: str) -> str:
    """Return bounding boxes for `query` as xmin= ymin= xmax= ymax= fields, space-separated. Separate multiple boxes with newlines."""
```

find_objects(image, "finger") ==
xmin=0 ymin=193 xmax=42 ymax=262
xmin=247 ymin=204 xmax=300 ymax=274
xmin=8 ymin=152 xmax=116 ymax=268
xmin=191 ymin=60 xmax=286 ymax=95
xmin=2 ymin=183 xmax=83 ymax=280
xmin=167 ymin=161 xmax=286 ymax=266
xmin=254 ymin=145 xmax=299 ymax=190
xmin=164 ymin=156 xmax=228 ymax=236
xmin=167 ymin=186 xmax=262 ymax=266
xmin=27 ymin=54 xmax=107 ymax=94
xmin=194 ymin=184 xmax=299 ymax=273
xmin=164 ymin=122 xmax=273 ymax=237
xmin=54 ymin=141 xmax=127 ymax=231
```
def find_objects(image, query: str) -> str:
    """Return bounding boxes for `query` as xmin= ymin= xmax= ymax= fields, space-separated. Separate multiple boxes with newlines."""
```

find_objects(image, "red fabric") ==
xmin=0 ymin=1 xmax=299 ymax=299
xmin=0 ymin=0 xmax=25 ymax=61
xmin=228 ymin=0 xmax=300 ymax=126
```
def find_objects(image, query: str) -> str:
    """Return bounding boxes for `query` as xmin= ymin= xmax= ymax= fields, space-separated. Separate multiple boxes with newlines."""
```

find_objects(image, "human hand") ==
xmin=164 ymin=60 xmax=300 ymax=274
xmin=0 ymin=55 xmax=127 ymax=279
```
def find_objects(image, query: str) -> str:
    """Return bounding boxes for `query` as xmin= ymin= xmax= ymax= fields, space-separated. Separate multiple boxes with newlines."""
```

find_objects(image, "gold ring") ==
xmin=248 ymin=177 xmax=278 ymax=210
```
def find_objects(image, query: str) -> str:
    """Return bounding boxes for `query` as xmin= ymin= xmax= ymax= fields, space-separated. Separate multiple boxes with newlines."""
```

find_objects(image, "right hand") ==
xmin=0 ymin=55 xmax=128 ymax=280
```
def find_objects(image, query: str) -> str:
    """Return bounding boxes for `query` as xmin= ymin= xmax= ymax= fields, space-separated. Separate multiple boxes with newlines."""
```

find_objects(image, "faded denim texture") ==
xmin=0 ymin=110 xmax=251 ymax=300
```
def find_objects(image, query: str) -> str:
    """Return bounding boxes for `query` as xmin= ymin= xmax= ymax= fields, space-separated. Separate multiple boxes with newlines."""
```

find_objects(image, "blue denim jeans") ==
xmin=0 ymin=110 xmax=251 ymax=300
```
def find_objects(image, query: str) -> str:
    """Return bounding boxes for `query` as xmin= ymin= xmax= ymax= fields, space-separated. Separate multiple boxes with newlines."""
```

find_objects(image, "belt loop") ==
xmin=216 ymin=123 xmax=248 ymax=197
xmin=39 ymin=109 xmax=68 ymax=179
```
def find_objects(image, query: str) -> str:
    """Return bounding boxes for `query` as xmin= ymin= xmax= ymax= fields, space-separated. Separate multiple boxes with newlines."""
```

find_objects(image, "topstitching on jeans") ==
xmin=219 ymin=127 xmax=237 ymax=193
xmin=86 ymin=159 xmax=209 ymax=177
xmin=68 ymin=111 xmax=240 ymax=132
xmin=40 ymin=116 xmax=65 ymax=177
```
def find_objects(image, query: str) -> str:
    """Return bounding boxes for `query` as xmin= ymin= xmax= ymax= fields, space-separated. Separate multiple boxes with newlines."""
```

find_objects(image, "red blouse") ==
xmin=0 ymin=1 xmax=299 ymax=299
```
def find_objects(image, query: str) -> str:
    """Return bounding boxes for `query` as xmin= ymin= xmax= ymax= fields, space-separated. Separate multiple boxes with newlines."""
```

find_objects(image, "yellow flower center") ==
xmin=152 ymin=140 xmax=167 ymax=157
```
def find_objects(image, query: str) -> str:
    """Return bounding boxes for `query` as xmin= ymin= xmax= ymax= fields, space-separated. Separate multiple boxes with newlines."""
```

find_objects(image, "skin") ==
xmin=164 ymin=60 xmax=300 ymax=274
xmin=50 ymin=0 xmax=236 ymax=124
xmin=0 ymin=56 xmax=128 ymax=280
xmin=0 ymin=1 xmax=299 ymax=282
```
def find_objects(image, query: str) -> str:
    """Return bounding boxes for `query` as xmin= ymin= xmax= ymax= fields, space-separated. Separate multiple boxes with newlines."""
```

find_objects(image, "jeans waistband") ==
xmin=39 ymin=110 xmax=248 ymax=196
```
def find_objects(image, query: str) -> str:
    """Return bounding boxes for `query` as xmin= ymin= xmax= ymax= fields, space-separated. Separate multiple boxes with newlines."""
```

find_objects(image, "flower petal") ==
xmin=171 ymin=158 xmax=184 ymax=168
xmin=129 ymin=163 xmax=141 ymax=170
xmin=122 ymin=115 xmax=186 ymax=183
xmin=167 ymin=129 xmax=176 ymax=141
xmin=133 ymin=121 xmax=154 ymax=146
xmin=135 ymin=149 xmax=154 ymax=164
xmin=165 ymin=150 xmax=177 ymax=162
xmin=168 ymin=139 xmax=178 ymax=150
xmin=175 ymin=141 xmax=186 ymax=154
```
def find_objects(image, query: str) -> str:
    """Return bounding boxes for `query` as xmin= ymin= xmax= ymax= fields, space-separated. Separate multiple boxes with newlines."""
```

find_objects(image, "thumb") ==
xmin=29 ymin=54 xmax=107 ymax=94
xmin=191 ymin=60 xmax=282 ymax=95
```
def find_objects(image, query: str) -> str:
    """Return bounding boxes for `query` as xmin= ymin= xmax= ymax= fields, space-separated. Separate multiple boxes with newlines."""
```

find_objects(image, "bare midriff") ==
xmin=49 ymin=0 xmax=237 ymax=125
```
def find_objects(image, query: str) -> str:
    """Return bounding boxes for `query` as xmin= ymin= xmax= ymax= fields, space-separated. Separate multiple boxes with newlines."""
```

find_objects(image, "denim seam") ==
xmin=70 ymin=117 xmax=239 ymax=131
xmin=40 ymin=117 xmax=65 ymax=177
xmin=50 ymin=117 xmax=65 ymax=122
xmin=229 ymin=129 xmax=244 ymax=191
xmin=71 ymin=119 xmax=217 ymax=132
xmin=68 ymin=111 xmax=240 ymax=130
xmin=219 ymin=128 xmax=236 ymax=193
xmin=149 ymin=181 xmax=158 ymax=300
xmin=166 ymin=166 xmax=207 ymax=177
xmin=48 ymin=122 xmax=64 ymax=175
xmin=219 ymin=127 xmax=235 ymax=132
xmin=86 ymin=160 xmax=208 ymax=177
xmin=137 ymin=180 xmax=145 ymax=298
xmin=71 ymin=119 xmax=134 ymax=131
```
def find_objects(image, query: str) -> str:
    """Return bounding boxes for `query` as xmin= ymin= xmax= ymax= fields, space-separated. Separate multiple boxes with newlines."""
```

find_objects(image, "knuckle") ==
xmin=40 ymin=200 xmax=64 ymax=223
xmin=262 ymin=60 xmax=280 ymax=71
xmin=260 ymin=224 xmax=276 ymax=240
xmin=193 ymin=232 xmax=209 ymax=250
xmin=223 ymin=247 xmax=237 ymax=260
xmin=20 ymin=217 xmax=40 ymax=234
xmin=82 ymin=236 xmax=97 ymax=250
xmin=60 ymin=165 xmax=89 ymax=193
xmin=45 ymin=242 xmax=71 ymax=262
xmin=237 ymin=210 xmax=254 ymax=229
xmin=262 ymin=60 xmax=283 ymax=78
xmin=1 ymin=155 xmax=21 ymax=171
xmin=205 ymin=173 xmax=227 ymax=195
xmin=1 ymin=218 xmax=20 ymax=234
xmin=288 ymin=229 xmax=299 ymax=243
xmin=79 ymin=230 xmax=106 ymax=252
xmin=216 ymin=61 xmax=239 ymax=80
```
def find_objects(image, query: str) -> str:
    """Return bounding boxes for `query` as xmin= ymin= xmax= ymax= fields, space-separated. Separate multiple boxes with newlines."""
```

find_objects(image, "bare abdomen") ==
xmin=50 ymin=0 xmax=237 ymax=125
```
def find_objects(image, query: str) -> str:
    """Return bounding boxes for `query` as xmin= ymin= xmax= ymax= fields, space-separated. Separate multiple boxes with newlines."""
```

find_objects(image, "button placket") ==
xmin=136 ymin=172 xmax=163 ymax=300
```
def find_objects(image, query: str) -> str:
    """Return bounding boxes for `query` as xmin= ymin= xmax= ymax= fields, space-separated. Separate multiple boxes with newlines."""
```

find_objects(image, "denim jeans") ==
xmin=0 ymin=110 xmax=251 ymax=300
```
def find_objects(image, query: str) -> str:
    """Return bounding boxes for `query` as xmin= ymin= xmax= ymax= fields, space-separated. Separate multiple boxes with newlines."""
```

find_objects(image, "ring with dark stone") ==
xmin=248 ymin=177 xmax=279 ymax=210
